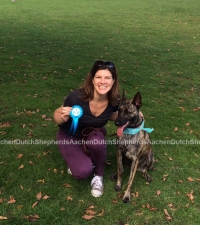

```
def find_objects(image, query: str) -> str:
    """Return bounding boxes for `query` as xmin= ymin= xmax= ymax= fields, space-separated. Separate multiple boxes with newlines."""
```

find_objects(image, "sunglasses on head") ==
xmin=93 ymin=60 xmax=115 ymax=69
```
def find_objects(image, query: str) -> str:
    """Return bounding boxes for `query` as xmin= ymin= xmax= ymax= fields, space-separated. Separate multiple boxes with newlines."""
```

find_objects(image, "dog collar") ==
xmin=123 ymin=121 xmax=154 ymax=135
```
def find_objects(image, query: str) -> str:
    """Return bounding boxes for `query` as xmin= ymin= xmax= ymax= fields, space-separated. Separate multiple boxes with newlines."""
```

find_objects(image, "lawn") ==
xmin=0 ymin=0 xmax=200 ymax=224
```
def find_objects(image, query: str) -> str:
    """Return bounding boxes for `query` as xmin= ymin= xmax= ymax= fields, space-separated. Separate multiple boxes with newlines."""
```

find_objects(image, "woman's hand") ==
xmin=53 ymin=106 xmax=72 ymax=125
xmin=60 ymin=106 xmax=72 ymax=123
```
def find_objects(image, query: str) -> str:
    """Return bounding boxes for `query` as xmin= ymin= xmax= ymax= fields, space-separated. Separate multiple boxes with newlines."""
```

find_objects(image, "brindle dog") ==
xmin=114 ymin=91 xmax=154 ymax=203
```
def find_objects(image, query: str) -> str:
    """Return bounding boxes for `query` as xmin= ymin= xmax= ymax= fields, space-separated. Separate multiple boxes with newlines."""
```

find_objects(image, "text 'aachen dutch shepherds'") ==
xmin=114 ymin=91 xmax=155 ymax=203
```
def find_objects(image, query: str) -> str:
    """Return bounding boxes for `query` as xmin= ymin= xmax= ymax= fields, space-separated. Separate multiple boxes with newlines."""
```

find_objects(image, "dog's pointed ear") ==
xmin=132 ymin=92 xmax=142 ymax=109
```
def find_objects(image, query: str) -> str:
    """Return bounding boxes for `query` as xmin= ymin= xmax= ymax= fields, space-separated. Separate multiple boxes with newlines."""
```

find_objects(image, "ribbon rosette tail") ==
xmin=69 ymin=105 xmax=83 ymax=135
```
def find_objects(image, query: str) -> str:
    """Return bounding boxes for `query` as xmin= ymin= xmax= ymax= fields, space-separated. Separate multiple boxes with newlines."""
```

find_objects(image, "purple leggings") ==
xmin=56 ymin=128 xmax=107 ymax=180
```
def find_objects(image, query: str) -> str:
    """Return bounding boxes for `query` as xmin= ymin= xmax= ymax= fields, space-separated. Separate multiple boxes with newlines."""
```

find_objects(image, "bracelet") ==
xmin=60 ymin=117 xmax=65 ymax=123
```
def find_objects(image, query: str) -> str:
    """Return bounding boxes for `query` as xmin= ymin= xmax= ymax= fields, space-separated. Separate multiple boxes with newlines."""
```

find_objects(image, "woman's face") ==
xmin=92 ymin=69 xmax=115 ymax=97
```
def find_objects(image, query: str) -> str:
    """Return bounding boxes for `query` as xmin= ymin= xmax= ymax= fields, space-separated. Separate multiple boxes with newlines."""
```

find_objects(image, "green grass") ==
xmin=0 ymin=0 xmax=200 ymax=224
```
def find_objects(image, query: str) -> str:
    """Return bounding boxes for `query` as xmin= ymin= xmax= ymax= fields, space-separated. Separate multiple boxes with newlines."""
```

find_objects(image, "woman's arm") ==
xmin=53 ymin=106 xmax=72 ymax=125
xmin=109 ymin=111 xmax=118 ymax=121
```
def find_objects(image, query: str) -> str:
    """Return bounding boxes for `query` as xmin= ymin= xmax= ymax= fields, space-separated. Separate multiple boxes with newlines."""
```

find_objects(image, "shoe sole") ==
xmin=91 ymin=190 xmax=104 ymax=197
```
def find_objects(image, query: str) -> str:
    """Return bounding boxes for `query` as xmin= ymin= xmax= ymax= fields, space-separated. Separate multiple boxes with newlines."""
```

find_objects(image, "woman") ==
xmin=53 ymin=60 xmax=120 ymax=197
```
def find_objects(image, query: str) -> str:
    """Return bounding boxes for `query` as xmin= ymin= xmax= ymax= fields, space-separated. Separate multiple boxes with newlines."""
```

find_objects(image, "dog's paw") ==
xmin=122 ymin=191 xmax=131 ymax=203
xmin=115 ymin=184 xmax=122 ymax=192
xmin=145 ymin=174 xmax=153 ymax=182
xmin=122 ymin=196 xmax=130 ymax=203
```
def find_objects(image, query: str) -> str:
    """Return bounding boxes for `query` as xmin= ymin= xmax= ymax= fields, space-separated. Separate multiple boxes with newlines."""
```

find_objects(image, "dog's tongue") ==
xmin=117 ymin=124 xmax=128 ymax=137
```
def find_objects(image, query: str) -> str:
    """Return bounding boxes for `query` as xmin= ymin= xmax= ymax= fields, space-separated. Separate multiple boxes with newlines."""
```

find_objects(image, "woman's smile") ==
xmin=92 ymin=69 xmax=115 ymax=96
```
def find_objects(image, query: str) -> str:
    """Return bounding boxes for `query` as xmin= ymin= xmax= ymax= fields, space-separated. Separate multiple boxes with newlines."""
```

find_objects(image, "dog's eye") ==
xmin=124 ymin=108 xmax=132 ymax=114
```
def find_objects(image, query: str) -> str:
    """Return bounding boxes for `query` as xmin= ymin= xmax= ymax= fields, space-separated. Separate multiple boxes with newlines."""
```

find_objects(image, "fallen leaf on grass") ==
xmin=42 ymin=115 xmax=47 ymax=119
xmin=0 ymin=122 xmax=11 ymax=128
xmin=97 ymin=209 xmax=104 ymax=217
xmin=0 ymin=199 xmax=3 ymax=204
xmin=146 ymin=203 xmax=158 ymax=211
xmin=0 ymin=131 xmax=6 ymax=135
xmin=193 ymin=107 xmax=200 ymax=112
xmin=179 ymin=107 xmax=185 ymax=111
xmin=112 ymin=199 xmax=118 ymax=204
xmin=45 ymin=117 xmax=52 ymax=121
xmin=187 ymin=177 xmax=194 ymax=182
xmin=32 ymin=201 xmax=38 ymax=208
xmin=26 ymin=131 xmax=33 ymax=137
xmin=36 ymin=192 xmax=42 ymax=200
xmin=82 ymin=205 xmax=104 ymax=220
xmin=135 ymin=211 xmax=143 ymax=216
xmin=16 ymin=154 xmax=23 ymax=159
xmin=24 ymin=109 xmax=36 ymax=116
xmin=185 ymin=203 xmax=189 ymax=208
xmin=18 ymin=164 xmax=24 ymax=169
xmin=37 ymin=179 xmax=45 ymax=183
xmin=106 ymin=160 xmax=111 ymax=165
xmin=163 ymin=174 xmax=169 ymax=181
xmin=164 ymin=209 xmax=173 ymax=220
xmin=85 ymin=209 xmax=97 ymax=216
xmin=82 ymin=214 xmax=95 ymax=220
xmin=42 ymin=195 xmax=50 ymax=200
xmin=63 ymin=183 xmax=71 ymax=188
xmin=178 ymin=180 xmax=183 ymax=183
xmin=25 ymin=214 xmax=40 ymax=222
xmin=167 ymin=203 xmax=177 ymax=210
xmin=156 ymin=190 xmax=161 ymax=196
xmin=187 ymin=190 xmax=194 ymax=202
xmin=42 ymin=115 xmax=52 ymax=121
xmin=0 ymin=216 xmax=8 ymax=220
xmin=28 ymin=161 xmax=34 ymax=165
xmin=66 ymin=196 xmax=73 ymax=201
xmin=174 ymin=127 xmax=178 ymax=131
xmin=8 ymin=196 xmax=16 ymax=204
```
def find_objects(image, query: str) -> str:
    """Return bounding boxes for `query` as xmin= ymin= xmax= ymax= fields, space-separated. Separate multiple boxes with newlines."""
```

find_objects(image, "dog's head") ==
xmin=115 ymin=91 xmax=143 ymax=137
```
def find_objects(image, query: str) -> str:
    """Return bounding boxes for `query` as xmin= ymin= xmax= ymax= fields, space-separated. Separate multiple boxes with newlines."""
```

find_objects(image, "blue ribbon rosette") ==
xmin=69 ymin=105 xmax=83 ymax=135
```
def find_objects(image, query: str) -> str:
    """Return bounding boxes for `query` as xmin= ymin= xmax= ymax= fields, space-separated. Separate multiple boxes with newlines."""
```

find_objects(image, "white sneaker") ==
xmin=91 ymin=176 xmax=104 ymax=197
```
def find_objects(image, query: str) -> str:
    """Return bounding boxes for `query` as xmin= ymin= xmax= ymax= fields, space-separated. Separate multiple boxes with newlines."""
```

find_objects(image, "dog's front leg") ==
xmin=115 ymin=148 xmax=124 ymax=191
xmin=123 ymin=158 xmax=139 ymax=203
